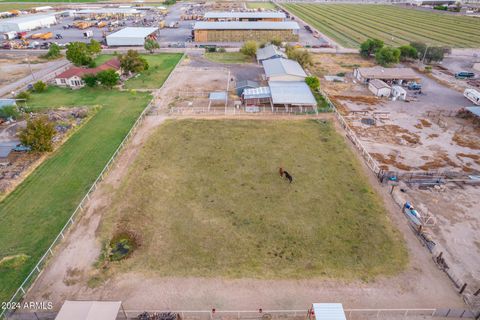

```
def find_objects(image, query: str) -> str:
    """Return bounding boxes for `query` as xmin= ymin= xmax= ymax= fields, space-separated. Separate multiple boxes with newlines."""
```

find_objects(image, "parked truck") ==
xmin=455 ymin=71 xmax=475 ymax=80
xmin=83 ymin=30 xmax=93 ymax=38
xmin=39 ymin=32 xmax=52 ymax=40
xmin=464 ymin=88 xmax=480 ymax=105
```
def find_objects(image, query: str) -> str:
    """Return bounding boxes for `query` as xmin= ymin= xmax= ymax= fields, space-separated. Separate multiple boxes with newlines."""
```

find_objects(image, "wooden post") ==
xmin=459 ymin=283 xmax=467 ymax=294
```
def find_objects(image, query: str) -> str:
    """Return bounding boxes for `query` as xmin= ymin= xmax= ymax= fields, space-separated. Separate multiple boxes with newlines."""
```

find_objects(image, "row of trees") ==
xmin=360 ymin=38 xmax=448 ymax=66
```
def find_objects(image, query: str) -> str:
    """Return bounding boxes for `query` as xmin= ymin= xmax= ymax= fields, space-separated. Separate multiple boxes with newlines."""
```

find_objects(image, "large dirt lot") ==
xmin=0 ymin=53 xmax=52 ymax=87
xmin=312 ymin=53 xmax=480 ymax=300
xmin=24 ymin=116 xmax=465 ymax=313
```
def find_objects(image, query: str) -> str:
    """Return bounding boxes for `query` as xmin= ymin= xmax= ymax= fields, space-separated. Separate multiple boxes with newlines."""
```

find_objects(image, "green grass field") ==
xmin=245 ymin=2 xmax=277 ymax=10
xmin=204 ymin=52 xmax=253 ymax=64
xmin=99 ymin=119 xmax=407 ymax=280
xmin=283 ymin=4 xmax=480 ymax=48
xmin=0 ymin=53 xmax=180 ymax=302
xmin=95 ymin=53 xmax=183 ymax=89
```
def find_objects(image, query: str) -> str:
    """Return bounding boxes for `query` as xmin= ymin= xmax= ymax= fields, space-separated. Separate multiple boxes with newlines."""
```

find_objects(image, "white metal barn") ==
xmin=262 ymin=58 xmax=307 ymax=82
xmin=106 ymin=27 xmax=158 ymax=46
xmin=0 ymin=14 xmax=57 ymax=32
xmin=368 ymin=79 xmax=391 ymax=97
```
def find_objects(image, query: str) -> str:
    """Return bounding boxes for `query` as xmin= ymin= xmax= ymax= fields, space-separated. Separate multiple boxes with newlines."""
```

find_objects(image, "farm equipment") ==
xmin=455 ymin=71 xmax=475 ymax=79
xmin=55 ymin=33 xmax=63 ymax=39
xmin=158 ymin=20 xmax=165 ymax=28
xmin=97 ymin=21 xmax=107 ymax=28
xmin=30 ymin=33 xmax=43 ymax=39
xmin=464 ymin=88 xmax=480 ymax=105
xmin=39 ymin=32 xmax=53 ymax=40
xmin=408 ymin=82 xmax=422 ymax=91
xmin=73 ymin=21 xmax=93 ymax=29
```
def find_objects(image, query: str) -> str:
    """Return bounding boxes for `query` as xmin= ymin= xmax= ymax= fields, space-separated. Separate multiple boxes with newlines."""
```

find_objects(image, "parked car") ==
xmin=455 ymin=71 xmax=475 ymax=79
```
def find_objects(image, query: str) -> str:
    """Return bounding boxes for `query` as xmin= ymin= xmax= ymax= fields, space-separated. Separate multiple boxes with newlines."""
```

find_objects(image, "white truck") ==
xmin=464 ymin=89 xmax=480 ymax=106
xmin=83 ymin=30 xmax=93 ymax=38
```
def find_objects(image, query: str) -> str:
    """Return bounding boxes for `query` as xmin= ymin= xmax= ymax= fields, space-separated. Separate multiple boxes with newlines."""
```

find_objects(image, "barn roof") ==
xmin=263 ymin=58 xmax=307 ymax=79
xmin=356 ymin=66 xmax=420 ymax=80
xmin=193 ymin=21 xmax=299 ymax=30
xmin=268 ymin=81 xmax=316 ymax=105
xmin=312 ymin=303 xmax=346 ymax=320
xmin=55 ymin=301 xmax=122 ymax=320
xmin=204 ymin=11 xmax=286 ymax=19
xmin=369 ymin=79 xmax=390 ymax=89
xmin=256 ymin=44 xmax=286 ymax=61
xmin=243 ymin=86 xmax=271 ymax=99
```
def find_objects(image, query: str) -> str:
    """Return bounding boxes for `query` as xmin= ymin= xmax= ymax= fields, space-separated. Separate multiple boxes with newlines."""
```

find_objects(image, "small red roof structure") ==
xmin=57 ymin=58 xmax=121 ymax=79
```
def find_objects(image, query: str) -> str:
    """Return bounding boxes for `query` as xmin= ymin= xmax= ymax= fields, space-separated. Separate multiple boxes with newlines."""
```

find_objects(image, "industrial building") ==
xmin=73 ymin=8 xmax=143 ymax=19
xmin=106 ymin=27 xmax=157 ymax=46
xmin=193 ymin=21 xmax=299 ymax=42
xmin=0 ymin=14 xmax=57 ymax=32
xmin=354 ymin=66 xmax=420 ymax=84
xmin=262 ymin=58 xmax=307 ymax=82
xmin=256 ymin=44 xmax=287 ymax=63
xmin=204 ymin=11 xmax=286 ymax=22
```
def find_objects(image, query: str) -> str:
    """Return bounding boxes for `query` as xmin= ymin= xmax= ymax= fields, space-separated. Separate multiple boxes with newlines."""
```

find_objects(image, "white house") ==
xmin=392 ymin=85 xmax=407 ymax=101
xmin=262 ymin=58 xmax=307 ymax=82
xmin=368 ymin=79 xmax=391 ymax=97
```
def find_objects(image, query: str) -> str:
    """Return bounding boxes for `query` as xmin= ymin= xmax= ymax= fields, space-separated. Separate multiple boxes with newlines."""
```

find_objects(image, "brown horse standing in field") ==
xmin=278 ymin=167 xmax=293 ymax=183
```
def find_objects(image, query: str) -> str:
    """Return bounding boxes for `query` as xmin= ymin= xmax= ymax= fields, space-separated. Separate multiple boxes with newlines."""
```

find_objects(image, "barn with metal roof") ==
xmin=204 ymin=11 xmax=286 ymax=21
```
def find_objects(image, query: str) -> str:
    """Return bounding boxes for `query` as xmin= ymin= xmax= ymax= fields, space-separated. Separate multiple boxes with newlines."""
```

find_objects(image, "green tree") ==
xmin=286 ymin=46 xmax=313 ymax=68
xmin=375 ymin=47 xmax=401 ymax=66
xmin=66 ymin=42 xmax=93 ymax=66
xmin=97 ymin=69 xmax=120 ymax=88
xmin=0 ymin=105 xmax=19 ymax=120
xmin=360 ymin=38 xmax=384 ymax=57
xmin=19 ymin=116 xmax=56 ymax=152
xmin=45 ymin=43 xmax=61 ymax=59
xmin=33 ymin=80 xmax=47 ymax=93
xmin=87 ymin=39 xmax=102 ymax=55
xmin=144 ymin=38 xmax=160 ymax=54
xmin=425 ymin=46 xmax=446 ymax=63
xmin=82 ymin=73 xmax=98 ymax=87
xmin=16 ymin=91 xmax=31 ymax=101
xmin=240 ymin=41 xmax=257 ymax=57
xmin=398 ymin=45 xmax=418 ymax=61
xmin=270 ymin=38 xmax=282 ymax=47
xmin=410 ymin=42 xmax=427 ymax=59
xmin=119 ymin=50 xmax=149 ymax=75
xmin=305 ymin=76 xmax=320 ymax=91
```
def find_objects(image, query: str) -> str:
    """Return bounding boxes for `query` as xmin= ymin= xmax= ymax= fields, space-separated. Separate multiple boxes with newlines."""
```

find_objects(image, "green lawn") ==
xmin=204 ymin=52 xmax=253 ymax=64
xmin=0 ymin=52 xmax=181 ymax=303
xmin=94 ymin=53 xmax=183 ymax=89
xmin=100 ymin=119 xmax=407 ymax=280
xmin=245 ymin=2 xmax=277 ymax=10
xmin=283 ymin=4 xmax=480 ymax=48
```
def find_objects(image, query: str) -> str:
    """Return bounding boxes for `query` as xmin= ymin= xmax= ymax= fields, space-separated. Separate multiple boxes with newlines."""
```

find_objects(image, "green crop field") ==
xmin=283 ymin=4 xmax=480 ymax=48
xmin=98 ymin=119 xmax=407 ymax=280
xmin=0 ymin=54 xmax=181 ymax=303
xmin=246 ymin=2 xmax=277 ymax=10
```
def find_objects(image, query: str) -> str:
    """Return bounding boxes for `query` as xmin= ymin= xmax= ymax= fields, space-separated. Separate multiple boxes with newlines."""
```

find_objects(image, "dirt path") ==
xmin=24 ymin=114 xmax=466 ymax=313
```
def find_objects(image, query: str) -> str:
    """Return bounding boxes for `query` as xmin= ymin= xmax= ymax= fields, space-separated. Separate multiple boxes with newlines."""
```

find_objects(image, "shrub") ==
xmin=270 ymin=38 xmax=282 ymax=47
xmin=82 ymin=73 xmax=98 ymax=87
xmin=286 ymin=46 xmax=313 ymax=68
xmin=0 ymin=105 xmax=20 ymax=120
xmin=97 ymin=69 xmax=120 ymax=88
xmin=399 ymin=45 xmax=418 ymax=61
xmin=19 ymin=115 xmax=56 ymax=152
xmin=144 ymin=38 xmax=160 ymax=54
xmin=33 ymin=81 xmax=47 ymax=93
xmin=44 ymin=43 xmax=61 ymax=59
xmin=240 ymin=41 xmax=257 ymax=57
xmin=16 ymin=91 xmax=31 ymax=101
xmin=305 ymin=76 xmax=320 ymax=90
xmin=217 ymin=47 xmax=226 ymax=53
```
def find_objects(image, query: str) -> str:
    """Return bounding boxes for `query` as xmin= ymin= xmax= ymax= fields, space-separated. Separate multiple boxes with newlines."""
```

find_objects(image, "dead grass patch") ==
xmin=355 ymin=125 xmax=421 ymax=146
xmin=452 ymin=132 xmax=480 ymax=150
xmin=415 ymin=119 xmax=432 ymax=129
xmin=419 ymin=152 xmax=459 ymax=170
xmin=332 ymin=95 xmax=379 ymax=105
xmin=457 ymin=153 xmax=480 ymax=165
xmin=371 ymin=153 xmax=412 ymax=171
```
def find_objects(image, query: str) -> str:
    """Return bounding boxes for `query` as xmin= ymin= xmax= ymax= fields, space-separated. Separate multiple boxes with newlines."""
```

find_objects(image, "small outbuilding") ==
xmin=55 ymin=301 xmax=126 ymax=320
xmin=242 ymin=86 xmax=271 ymax=111
xmin=392 ymin=85 xmax=407 ymax=101
xmin=308 ymin=303 xmax=347 ymax=320
xmin=256 ymin=44 xmax=287 ymax=63
xmin=368 ymin=79 xmax=391 ymax=97
xmin=106 ymin=27 xmax=158 ymax=46
xmin=262 ymin=58 xmax=307 ymax=82
xmin=236 ymin=80 xmax=259 ymax=96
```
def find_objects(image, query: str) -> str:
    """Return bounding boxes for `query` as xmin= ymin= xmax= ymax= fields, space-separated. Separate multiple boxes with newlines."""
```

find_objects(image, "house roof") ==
xmin=312 ymin=303 xmax=346 ymax=320
xmin=243 ymin=86 xmax=271 ymax=99
xmin=106 ymin=27 xmax=157 ymax=39
xmin=356 ymin=66 xmax=420 ymax=80
xmin=256 ymin=44 xmax=286 ymax=61
xmin=56 ymin=58 xmax=121 ymax=79
xmin=193 ymin=21 xmax=299 ymax=30
xmin=263 ymin=58 xmax=307 ymax=79
xmin=369 ymin=79 xmax=391 ymax=89
xmin=55 ymin=301 xmax=122 ymax=320
xmin=236 ymin=80 xmax=259 ymax=89
xmin=268 ymin=81 xmax=316 ymax=105
xmin=204 ymin=11 xmax=286 ymax=19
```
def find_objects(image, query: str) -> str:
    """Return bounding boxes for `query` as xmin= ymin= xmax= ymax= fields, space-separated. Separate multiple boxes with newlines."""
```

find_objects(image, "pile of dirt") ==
xmin=414 ymin=119 xmax=432 ymax=129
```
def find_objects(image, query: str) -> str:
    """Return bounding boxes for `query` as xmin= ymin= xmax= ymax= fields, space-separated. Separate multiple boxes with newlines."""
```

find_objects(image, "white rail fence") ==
xmin=0 ymin=54 xmax=185 ymax=320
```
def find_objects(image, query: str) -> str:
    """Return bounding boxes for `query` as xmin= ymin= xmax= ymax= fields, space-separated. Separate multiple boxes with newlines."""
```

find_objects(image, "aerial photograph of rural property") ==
xmin=0 ymin=0 xmax=479 ymax=319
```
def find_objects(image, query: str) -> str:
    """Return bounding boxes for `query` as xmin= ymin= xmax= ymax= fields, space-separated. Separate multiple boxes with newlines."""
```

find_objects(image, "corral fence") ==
xmin=7 ymin=308 xmax=478 ymax=320
xmin=0 ymin=54 xmax=185 ymax=320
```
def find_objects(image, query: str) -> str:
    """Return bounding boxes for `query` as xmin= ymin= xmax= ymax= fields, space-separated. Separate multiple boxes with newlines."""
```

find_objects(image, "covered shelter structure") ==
xmin=204 ymin=11 xmax=286 ymax=22
xmin=106 ymin=27 xmax=157 ymax=46
xmin=193 ymin=21 xmax=299 ymax=42
xmin=242 ymin=86 xmax=272 ymax=112
xmin=262 ymin=58 xmax=307 ymax=82
xmin=55 ymin=301 xmax=126 ymax=320
xmin=308 ymin=303 xmax=347 ymax=320
xmin=236 ymin=80 xmax=259 ymax=96
xmin=73 ymin=8 xmax=143 ymax=19
xmin=354 ymin=66 xmax=420 ymax=84
xmin=208 ymin=91 xmax=228 ymax=111
xmin=0 ymin=13 xmax=56 ymax=32
xmin=368 ymin=79 xmax=391 ymax=97
xmin=256 ymin=44 xmax=286 ymax=63
xmin=269 ymin=81 xmax=317 ymax=113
